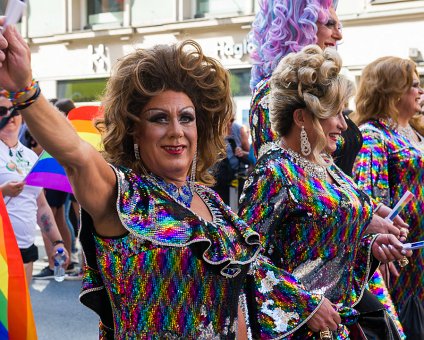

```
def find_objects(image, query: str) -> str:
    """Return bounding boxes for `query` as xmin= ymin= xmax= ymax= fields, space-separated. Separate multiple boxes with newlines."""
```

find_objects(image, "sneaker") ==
xmin=33 ymin=266 xmax=54 ymax=279
xmin=66 ymin=263 xmax=77 ymax=273
xmin=65 ymin=268 xmax=83 ymax=281
xmin=70 ymin=251 xmax=80 ymax=265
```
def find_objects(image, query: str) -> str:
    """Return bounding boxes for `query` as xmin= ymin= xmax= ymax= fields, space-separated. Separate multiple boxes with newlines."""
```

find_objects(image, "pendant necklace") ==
xmin=0 ymin=139 xmax=25 ymax=174
xmin=0 ymin=138 xmax=20 ymax=157
xmin=151 ymin=175 xmax=193 ymax=208
xmin=397 ymin=124 xmax=424 ymax=151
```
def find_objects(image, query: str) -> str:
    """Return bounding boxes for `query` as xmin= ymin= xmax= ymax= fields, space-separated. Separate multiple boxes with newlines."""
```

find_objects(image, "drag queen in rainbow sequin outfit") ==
xmin=0 ymin=29 xmax=346 ymax=339
xmin=353 ymin=56 xmax=424 ymax=339
xmin=239 ymin=45 xmax=410 ymax=339
xmin=247 ymin=1 xmax=407 ymax=337
xmin=248 ymin=0 xmax=340 ymax=157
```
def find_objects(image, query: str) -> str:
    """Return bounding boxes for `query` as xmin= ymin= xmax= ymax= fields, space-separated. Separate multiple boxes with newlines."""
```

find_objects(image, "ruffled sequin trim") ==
xmin=112 ymin=165 xmax=261 ymax=278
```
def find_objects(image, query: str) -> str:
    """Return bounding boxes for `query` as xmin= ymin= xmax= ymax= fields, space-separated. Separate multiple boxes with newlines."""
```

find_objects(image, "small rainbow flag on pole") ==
xmin=23 ymin=106 xmax=103 ymax=193
xmin=385 ymin=190 xmax=415 ymax=221
xmin=24 ymin=151 xmax=73 ymax=193
xmin=0 ymin=193 xmax=38 ymax=339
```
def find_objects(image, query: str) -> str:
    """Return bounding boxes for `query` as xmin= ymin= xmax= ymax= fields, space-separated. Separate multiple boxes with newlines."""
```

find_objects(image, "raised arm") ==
xmin=0 ymin=24 xmax=116 ymax=229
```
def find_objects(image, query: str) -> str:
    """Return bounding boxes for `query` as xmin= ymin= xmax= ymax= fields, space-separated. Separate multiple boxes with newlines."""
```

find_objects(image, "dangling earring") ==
xmin=134 ymin=143 xmax=140 ymax=160
xmin=300 ymin=126 xmax=311 ymax=156
xmin=190 ymin=151 xmax=197 ymax=186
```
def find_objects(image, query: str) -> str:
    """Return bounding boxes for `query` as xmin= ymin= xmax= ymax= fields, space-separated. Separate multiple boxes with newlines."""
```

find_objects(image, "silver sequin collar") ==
xmin=281 ymin=144 xmax=327 ymax=181
xmin=397 ymin=124 xmax=424 ymax=151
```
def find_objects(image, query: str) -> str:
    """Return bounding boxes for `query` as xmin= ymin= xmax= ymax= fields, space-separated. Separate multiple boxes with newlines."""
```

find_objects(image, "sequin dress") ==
xmin=249 ymin=77 xmax=277 ymax=158
xmin=239 ymin=143 xmax=377 ymax=339
xmin=354 ymin=119 xmax=424 ymax=310
xmin=79 ymin=165 xmax=262 ymax=339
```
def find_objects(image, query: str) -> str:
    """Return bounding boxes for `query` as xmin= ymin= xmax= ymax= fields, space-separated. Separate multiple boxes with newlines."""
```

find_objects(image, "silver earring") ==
xmin=300 ymin=126 xmax=311 ymax=156
xmin=190 ymin=151 xmax=197 ymax=184
xmin=134 ymin=143 xmax=140 ymax=160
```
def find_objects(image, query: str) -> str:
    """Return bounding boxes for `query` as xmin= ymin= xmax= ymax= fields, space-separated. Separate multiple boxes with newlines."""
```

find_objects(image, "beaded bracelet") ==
xmin=2 ymin=79 xmax=39 ymax=103
xmin=13 ymin=85 xmax=41 ymax=110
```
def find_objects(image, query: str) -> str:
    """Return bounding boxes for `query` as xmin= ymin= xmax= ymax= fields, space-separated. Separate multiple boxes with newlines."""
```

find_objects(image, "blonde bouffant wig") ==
xmin=270 ymin=44 xmax=354 ymax=165
xmin=96 ymin=40 xmax=232 ymax=185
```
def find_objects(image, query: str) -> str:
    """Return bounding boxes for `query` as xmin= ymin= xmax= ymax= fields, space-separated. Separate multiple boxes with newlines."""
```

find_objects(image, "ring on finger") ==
xmin=398 ymin=256 xmax=409 ymax=268
xmin=320 ymin=329 xmax=333 ymax=340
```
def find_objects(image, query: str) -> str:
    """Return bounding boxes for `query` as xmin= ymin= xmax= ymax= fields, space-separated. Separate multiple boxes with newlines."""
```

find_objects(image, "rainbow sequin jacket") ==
xmin=354 ymin=119 xmax=424 ymax=308
xmin=78 ymin=165 xmax=329 ymax=339
xmin=239 ymin=143 xmax=377 ymax=339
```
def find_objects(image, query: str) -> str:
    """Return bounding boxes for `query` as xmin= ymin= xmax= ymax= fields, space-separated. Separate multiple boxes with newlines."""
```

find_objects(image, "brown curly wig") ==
xmin=96 ymin=40 xmax=232 ymax=185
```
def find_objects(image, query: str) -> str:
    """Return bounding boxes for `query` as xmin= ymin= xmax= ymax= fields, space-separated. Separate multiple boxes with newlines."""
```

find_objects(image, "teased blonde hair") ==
xmin=270 ymin=44 xmax=354 ymax=164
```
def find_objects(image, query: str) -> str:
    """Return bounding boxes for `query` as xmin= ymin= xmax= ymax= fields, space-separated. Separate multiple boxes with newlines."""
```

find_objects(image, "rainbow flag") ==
xmin=23 ymin=106 xmax=103 ymax=193
xmin=0 ymin=193 xmax=38 ymax=339
xmin=68 ymin=106 xmax=103 ymax=151
xmin=385 ymin=190 xmax=415 ymax=221
xmin=24 ymin=151 xmax=72 ymax=193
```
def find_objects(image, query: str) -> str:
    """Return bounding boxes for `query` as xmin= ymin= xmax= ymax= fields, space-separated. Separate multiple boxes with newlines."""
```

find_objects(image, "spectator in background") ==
xmin=0 ymin=95 xmax=69 ymax=284
xmin=54 ymin=99 xmax=80 ymax=265
xmin=212 ymin=109 xmax=251 ymax=205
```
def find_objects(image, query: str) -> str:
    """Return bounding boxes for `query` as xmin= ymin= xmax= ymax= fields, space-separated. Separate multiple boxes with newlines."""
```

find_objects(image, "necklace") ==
xmin=0 ymin=138 xmax=20 ymax=157
xmin=280 ymin=142 xmax=327 ymax=181
xmin=397 ymin=124 xmax=424 ymax=150
xmin=150 ymin=175 xmax=193 ymax=208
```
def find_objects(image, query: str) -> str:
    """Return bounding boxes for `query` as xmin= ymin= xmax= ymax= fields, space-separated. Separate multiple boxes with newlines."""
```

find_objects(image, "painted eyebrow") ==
xmin=143 ymin=106 xmax=195 ymax=114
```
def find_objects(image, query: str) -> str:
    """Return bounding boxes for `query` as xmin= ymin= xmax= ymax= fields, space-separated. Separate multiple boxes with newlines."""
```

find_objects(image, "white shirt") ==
xmin=0 ymin=141 xmax=42 ymax=248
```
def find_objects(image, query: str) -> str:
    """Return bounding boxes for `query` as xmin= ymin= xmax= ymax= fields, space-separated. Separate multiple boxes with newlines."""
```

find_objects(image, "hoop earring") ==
xmin=134 ymin=143 xmax=140 ymax=160
xmin=300 ymin=126 xmax=311 ymax=156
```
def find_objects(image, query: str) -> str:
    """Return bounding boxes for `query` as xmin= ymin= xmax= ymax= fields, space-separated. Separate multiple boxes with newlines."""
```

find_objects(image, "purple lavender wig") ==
xmin=249 ymin=0 xmax=337 ymax=89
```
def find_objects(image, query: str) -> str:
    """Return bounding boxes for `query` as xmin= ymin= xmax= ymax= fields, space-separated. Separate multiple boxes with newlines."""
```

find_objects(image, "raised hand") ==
xmin=0 ymin=21 xmax=33 ymax=92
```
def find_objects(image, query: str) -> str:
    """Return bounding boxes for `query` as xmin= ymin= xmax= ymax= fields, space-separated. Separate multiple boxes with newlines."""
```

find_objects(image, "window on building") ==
xmin=371 ymin=0 xmax=418 ymax=4
xmin=88 ymin=0 xmax=124 ymax=27
xmin=0 ymin=0 xmax=5 ymax=15
xmin=195 ymin=0 xmax=252 ymax=18
xmin=229 ymin=68 xmax=251 ymax=97
xmin=27 ymin=0 xmax=66 ymax=37
xmin=131 ymin=0 xmax=175 ymax=26
xmin=57 ymin=78 xmax=108 ymax=103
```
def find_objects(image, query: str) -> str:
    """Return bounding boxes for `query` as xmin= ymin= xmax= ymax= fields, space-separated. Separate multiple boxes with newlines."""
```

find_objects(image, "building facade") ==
xmin=1 ymin=0 xmax=424 ymax=123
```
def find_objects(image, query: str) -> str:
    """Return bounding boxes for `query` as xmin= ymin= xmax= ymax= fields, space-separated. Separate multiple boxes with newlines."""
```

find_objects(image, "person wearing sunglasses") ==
xmin=0 ymin=95 xmax=69 ymax=285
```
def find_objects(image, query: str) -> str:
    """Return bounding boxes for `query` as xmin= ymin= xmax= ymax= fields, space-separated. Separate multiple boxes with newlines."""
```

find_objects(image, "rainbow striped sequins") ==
xmin=80 ymin=165 xmax=261 ymax=338
xmin=354 ymin=119 xmax=424 ymax=311
xmin=240 ymin=143 xmax=375 ymax=339
xmin=249 ymin=77 xmax=278 ymax=157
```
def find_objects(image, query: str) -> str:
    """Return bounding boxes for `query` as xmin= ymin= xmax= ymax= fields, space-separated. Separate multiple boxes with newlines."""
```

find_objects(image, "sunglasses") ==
xmin=0 ymin=106 xmax=19 ymax=117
